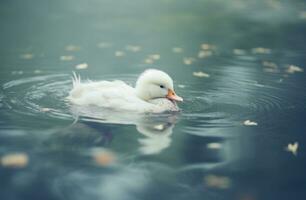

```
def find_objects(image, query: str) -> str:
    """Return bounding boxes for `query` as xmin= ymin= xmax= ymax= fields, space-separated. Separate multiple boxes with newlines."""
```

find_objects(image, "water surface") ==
xmin=1 ymin=0 xmax=306 ymax=200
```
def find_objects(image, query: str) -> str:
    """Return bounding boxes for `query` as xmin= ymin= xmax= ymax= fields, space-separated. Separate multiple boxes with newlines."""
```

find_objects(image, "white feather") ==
xmin=67 ymin=69 xmax=181 ymax=113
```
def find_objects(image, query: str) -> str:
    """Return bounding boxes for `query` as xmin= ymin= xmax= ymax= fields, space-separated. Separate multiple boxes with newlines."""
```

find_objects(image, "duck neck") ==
xmin=135 ymin=85 xmax=150 ymax=101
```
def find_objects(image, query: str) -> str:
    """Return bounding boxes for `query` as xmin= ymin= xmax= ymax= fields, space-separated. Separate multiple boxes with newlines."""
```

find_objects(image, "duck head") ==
xmin=135 ymin=69 xmax=183 ymax=102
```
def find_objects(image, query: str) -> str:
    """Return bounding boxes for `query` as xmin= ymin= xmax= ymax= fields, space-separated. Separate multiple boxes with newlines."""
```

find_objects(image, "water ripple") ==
xmin=1 ymin=69 xmax=303 ymax=131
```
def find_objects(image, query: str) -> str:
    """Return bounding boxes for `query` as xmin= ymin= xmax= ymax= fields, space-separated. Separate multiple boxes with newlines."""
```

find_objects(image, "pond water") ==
xmin=1 ymin=0 xmax=306 ymax=199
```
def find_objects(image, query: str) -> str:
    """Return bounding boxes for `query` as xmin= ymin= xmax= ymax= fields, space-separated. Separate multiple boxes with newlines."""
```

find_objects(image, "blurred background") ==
xmin=0 ymin=0 xmax=306 ymax=200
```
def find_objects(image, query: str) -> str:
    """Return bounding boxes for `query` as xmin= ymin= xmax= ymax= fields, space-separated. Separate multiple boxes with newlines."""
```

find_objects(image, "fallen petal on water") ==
xmin=243 ymin=120 xmax=258 ymax=126
xmin=193 ymin=71 xmax=210 ymax=78
xmin=201 ymin=43 xmax=216 ymax=50
xmin=1 ymin=153 xmax=29 ymax=168
xmin=233 ymin=49 xmax=246 ymax=55
xmin=60 ymin=55 xmax=75 ymax=61
xmin=20 ymin=53 xmax=34 ymax=60
xmin=198 ymin=50 xmax=213 ymax=58
xmin=262 ymin=61 xmax=278 ymax=68
xmin=34 ymin=70 xmax=42 ymax=74
xmin=172 ymin=47 xmax=183 ymax=53
xmin=207 ymin=142 xmax=222 ymax=149
xmin=183 ymin=57 xmax=196 ymax=65
xmin=286 ymin=65 xmax=303 ymax=74
xmin=115 ymin=51 xmax=125 ymax=57
xmin=75 ymin=63 xmax=88 ymax=70
xmin=125 ymin=45 xmax=141 ymax=52
xmin=92 ymin=149 xmax=116 ymax=166
xmin=148 ymin=54 xmax=160 ymax=60
xmin=144 ymin=58 xmax=154 ymax=64
xmin=285 ymin=142 xmax=298 ymax=156
xmin=251 ymin=47 xmax=271 ymax=54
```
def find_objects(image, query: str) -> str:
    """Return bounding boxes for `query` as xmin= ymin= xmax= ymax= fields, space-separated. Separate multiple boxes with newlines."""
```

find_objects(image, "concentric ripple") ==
xmin=1 ymin=66 xmax=304 ymax=131
xmin=180 ymin=64 xmax=302 ymax=134
xmin=2 ymin=74 xmax=73 ymax=121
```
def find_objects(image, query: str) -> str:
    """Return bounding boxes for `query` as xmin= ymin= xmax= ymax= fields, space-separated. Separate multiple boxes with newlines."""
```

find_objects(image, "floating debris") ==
xmin=299 ymin=11 xmax=306 ymax=20
xmin=144 ymin=58 xmax=154 ymax=64
xmin=172 ymin=47 xmax=183 ymax=53
xmin=233 ymin=49 xmax=246 ymax=55
xmin=183 ymin=57 xmax=196 ymax=65
xmin=153 ymin=124 xmax=164 ymax=131
xmin=251 ymin=47 xmax=271 ymax=54
xmin=97 ymin=42 xmax=112 ymax=48
xmin=125 ymin=45 xmax=141 ymax=52
xmin=20 ymin=53 xmax=34 ymax=60
xmin=33 ymin=70 xmax=42 ymax=74
xmin=115 ymin=51 xmax=125 ymax=57
xmin=60 ymin=55 xmax=75 ymax=61
xmin=178 ymin=84 xmax=186 ymax=88
xmin=204 ymin=174 xmax=231 ymax=189
xmin=148 ymin=54 xmax=160 ymax=60
xmin=207 ymin=142 xmax=222 ymax=150
xmin=75 ymin=63 xmax=88 ymax=70
xmin=92 ymin=149 xmax=116 ymax=166
xmin=193 ymin=71 xmax=210 ymax=78
xmin=198 ymin=50 xmax=213 ymax=58
xmin=262 ymin=61 xmax=279 ymax=73
xmin=201 ymin=43 xmax=216 ymax=50
xmin=243 ymin=120 xmax=258 ymax=126
xmin=1 ymin=153 xmax=29 ymax=168
xmin=285 ymin=142 xmax=298 ymax=156
xmin=286 ymin=65 xmax=303 ymax=74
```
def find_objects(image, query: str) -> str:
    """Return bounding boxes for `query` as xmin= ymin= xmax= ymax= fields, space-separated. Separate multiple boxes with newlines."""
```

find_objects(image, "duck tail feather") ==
xmin=72 ymin=71 xmax=81 ymax=87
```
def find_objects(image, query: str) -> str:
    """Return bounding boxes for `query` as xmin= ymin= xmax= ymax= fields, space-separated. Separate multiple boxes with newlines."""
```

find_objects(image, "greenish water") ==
xmin=1 ymin=0 xmax=306 ymax=199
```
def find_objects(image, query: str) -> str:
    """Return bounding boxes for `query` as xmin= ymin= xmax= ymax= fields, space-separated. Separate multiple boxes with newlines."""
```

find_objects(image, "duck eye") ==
xmin=159 ymin=85 xmax=165 ymax=89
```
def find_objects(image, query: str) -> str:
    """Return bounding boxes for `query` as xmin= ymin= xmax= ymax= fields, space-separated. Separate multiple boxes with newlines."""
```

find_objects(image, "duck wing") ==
xmin=68 ymin=78 xmax=151 ymax=111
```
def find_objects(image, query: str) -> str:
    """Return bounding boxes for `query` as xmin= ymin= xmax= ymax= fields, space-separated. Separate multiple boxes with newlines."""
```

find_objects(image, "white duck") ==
xmin=67 ymin=69 xmax=183 ymax=113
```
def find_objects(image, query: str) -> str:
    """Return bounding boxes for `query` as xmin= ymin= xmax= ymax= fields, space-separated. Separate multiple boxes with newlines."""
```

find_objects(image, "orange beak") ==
xmin=166 ymin=89 xmax=183 ymax=102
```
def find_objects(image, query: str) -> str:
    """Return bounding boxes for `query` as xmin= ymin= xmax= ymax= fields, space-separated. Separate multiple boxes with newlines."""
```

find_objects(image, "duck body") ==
xmin=67 ymin=69 xmax=182 ymax=113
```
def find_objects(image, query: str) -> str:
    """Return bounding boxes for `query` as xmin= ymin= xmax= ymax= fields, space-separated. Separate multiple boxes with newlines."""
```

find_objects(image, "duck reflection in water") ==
xmin=69 ymin=104 xmax=179 ymax=155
